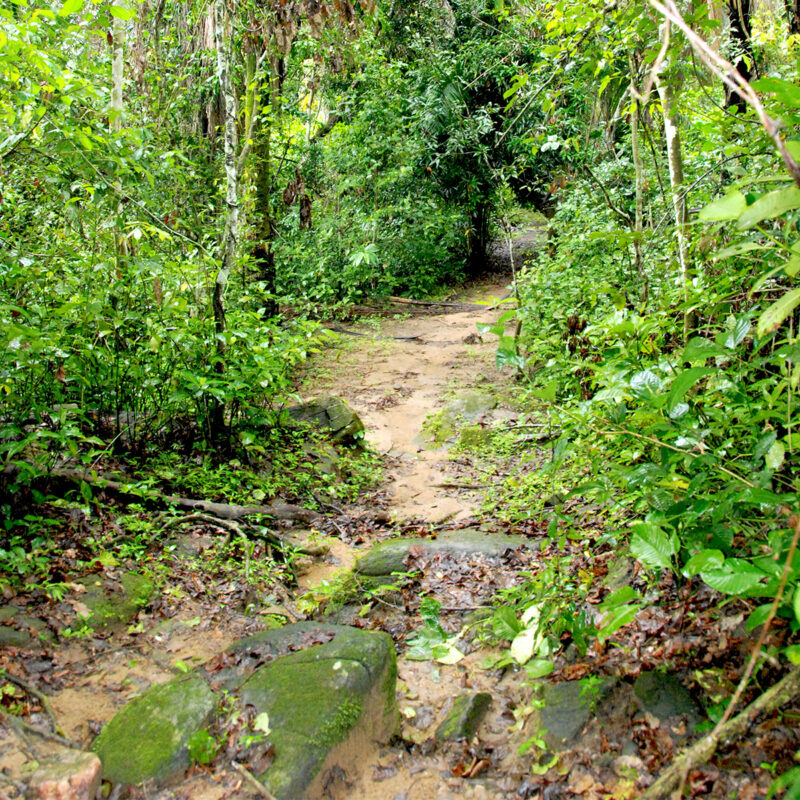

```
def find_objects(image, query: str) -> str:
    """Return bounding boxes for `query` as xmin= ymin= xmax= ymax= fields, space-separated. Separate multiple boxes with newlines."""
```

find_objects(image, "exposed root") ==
xmin=642 ymin=667 xmax=800 ymax=799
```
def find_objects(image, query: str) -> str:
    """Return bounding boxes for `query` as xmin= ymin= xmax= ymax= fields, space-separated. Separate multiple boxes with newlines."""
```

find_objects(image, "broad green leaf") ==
xmin=713 ymin=241 xmax=768 ymax=260
xmin=58 ymin=0 xmax=83 ymax=15
xmin=629 ymin=369 xmax=662 ymax=400
xmin=754 ymin=431 xmax=778 ymax=461
xmin=699 ymin=190 xmax=746 ymax=221
xmin=253 ymin=712 xmax=271 ymax=735
xmin=597 ymin=603 xmax=641 ymax=642
xmin=757 ymin=288 xmax=800 ymax=337
xmin=599 ymin=586 xmax=641 ymax=609
xmin=701 ymin=562 xmax=766 ymax=594
xmin=524 ymin=659 xmax=554 ymax=678
xmin=630 ymin=522 xmax=676 ymax=570
xmin=723 ymin=317 xmax=751 ymax=349
xmin=510 ymin=627 xmax=541 ymax=665
xmin=682 ymin=549 xmax=724 ymax=577
xmin=747 ymin=603 xmax=772 ymax=632
xmin=682 ymin=336 xmax=724 ymax=363
xmin=492 ymin=606 xmax=521 ymax=640
xmin=109 ymin=4 xmax=135 ymax=19
xmin=667 ymin=367 xmax=713 ymax=411
xmin=794 ymin=584 xmax=800 ymax=625
xmin=737 ymin=187 xmax=800 ymax=230
xmin=751 ymin=77 xmax=800 ymax=107
xmin=766 ymin=440 xmax=786 ymax=470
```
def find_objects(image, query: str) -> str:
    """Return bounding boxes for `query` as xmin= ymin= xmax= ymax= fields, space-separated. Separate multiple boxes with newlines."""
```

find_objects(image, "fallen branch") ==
xmin=231 ymin=761 xmax=278 ymax=800
xmin=160 ymin=513 xmax=252 ymax=580
xmin=6 ymin=466 xmax=319 ymax=523
xmin=3 ymin=712 xmax=82 ymax=751
xmin=387 ymin=296 xmax=483 ymax=311
xmin=642 ymin=666 xmax=800 ymax=798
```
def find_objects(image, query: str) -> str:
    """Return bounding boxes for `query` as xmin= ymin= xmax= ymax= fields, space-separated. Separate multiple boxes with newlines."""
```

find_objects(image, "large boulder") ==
xmin=92 ymin=674 xmax=217 ymax=786
xmin=286 ymin=396 xmax=365 ymax=444
xmin=236 ymin=625 xmax=398 ymax=799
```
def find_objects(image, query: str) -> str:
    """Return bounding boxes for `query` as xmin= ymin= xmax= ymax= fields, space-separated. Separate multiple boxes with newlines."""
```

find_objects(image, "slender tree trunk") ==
xmin=629 ymin=54 xmax=647 ymax=303
xmin=785 ymin=0 xmax=800 ymax=34
xmin=211 ymin=0 xmax=239 ymax=442
xmin=655 ymin=71 xmax=692 ymax=339
xmin=251 ymin=52 xmax=279 ymax=318
xmin=725 ymin=0 xmax=755 ymax=112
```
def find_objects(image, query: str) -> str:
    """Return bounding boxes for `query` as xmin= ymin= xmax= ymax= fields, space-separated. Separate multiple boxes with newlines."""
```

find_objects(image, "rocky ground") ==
xmin=2 ymin=244 xmax=798 ymax=799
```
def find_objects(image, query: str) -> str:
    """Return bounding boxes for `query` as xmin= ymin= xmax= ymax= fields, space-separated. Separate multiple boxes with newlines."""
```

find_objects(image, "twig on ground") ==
xmin=231 ymin=761 xmax=278 ymax=799
xmin=3 ymin=712 xmax=82 ymax=751
xmin=161 ymin=513 xmax=253 ymax=581
xmin=3 ymin=674 xmax=65 ymax=738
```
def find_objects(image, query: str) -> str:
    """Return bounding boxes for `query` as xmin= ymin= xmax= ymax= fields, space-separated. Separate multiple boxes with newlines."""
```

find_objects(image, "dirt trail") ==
xmin=305 ymin=280 xmax=513 ymax=525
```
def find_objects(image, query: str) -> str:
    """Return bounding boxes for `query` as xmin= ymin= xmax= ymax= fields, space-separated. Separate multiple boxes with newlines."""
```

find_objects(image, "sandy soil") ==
xmin=303 ymin=279 xmax=514 ymax=524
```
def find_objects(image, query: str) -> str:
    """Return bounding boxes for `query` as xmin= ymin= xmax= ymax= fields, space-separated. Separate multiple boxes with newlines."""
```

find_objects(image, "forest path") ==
xmin=299 ymin=278 xmax=513 ymax=525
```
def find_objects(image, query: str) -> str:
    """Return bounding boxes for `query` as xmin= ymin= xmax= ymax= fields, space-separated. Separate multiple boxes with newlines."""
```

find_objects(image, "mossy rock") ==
xmin=355 ymin=529 xmax=531 ymax=577
xmin=286 ymin=396 xmax=365 ymax=444
xmin=457 ymin=425 xmax=493 ymax=450
xmin=93 ymin=673 xmax=217 ymax=785
xmin=435 ymin=692 xmax=492 ymax=741
xmin=532 ymin=678 xmax=618 ymax=751
xmin=444 ymin=391 xmax=496 ymax=420
xmin=633 ymin=671 xmax=701 ymax=730
xmin=238 ymin=626 xmax=398 ymax=800
xmin=75 ymin=572 xmax=155 ymax=630
xmin=0 ymin=605 xmax=54 ymax=647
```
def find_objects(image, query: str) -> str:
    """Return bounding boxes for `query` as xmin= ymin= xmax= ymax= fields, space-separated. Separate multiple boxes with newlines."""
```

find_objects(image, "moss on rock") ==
xmin=435 ymin=692 xmax=492 ymax=741
xmin=238 ymin=627 xmax=398 ymax=799
xmin=356 ymin=529 xmax=531 ymax=577
xmin=93 ymin=674 xmax=216 ymax=785
xmin=76 ymin=571 xmax=155 ymax=630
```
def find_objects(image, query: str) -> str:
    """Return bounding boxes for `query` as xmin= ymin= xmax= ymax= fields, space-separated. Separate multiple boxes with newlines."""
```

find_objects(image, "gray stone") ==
xmin=92 ymin=673 xmax=217 ymax=785
xmin=534 ymin=678 xmax=617 ymax=750
xmin=0 ymin=626 xmax=31 ymax=648
xmin=444 ymin=392 xmax=496 ymax=420
xmin=75 ymin=572 xmax=155 ymax=630
xmin=238 ymin=625 xmax=398 ymax=800
xmin=435 ymin=693 xmax=492 ymax=741
xmin=0 ymin=606 xmax=53 ymax=648
xmin=287 ymin=396 xmax=365 ymax=444
xmin=633 ymin=671 xmax=701 ymax=727
xmin=355 ymin=529 xmax=531 ymax=577
xmin=28 ymin=749 xmax=102 ymax=800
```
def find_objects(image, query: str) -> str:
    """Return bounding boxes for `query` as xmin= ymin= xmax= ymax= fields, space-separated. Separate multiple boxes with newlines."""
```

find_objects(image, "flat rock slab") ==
xmin=0 ymin=605 xmax=53 ymax=648
xmin=355 ymin=529 xmax=531 ymax=577
xmin=93 ymin=673 xmax=217 ymax=786
xmin=287 ymin=395 xmax=365 ymax=444
xmin=633 ymin=671 xmax=701 ymax=730
xmin=237 ymin=625 xmax=398 ymax=799
xmin=535 ymin=678 xmax=618 ymax=751
xmin=436 ymin=692 xmax=492 ymax=741
xmin=74 ymin=572 xmax=155 ymax=630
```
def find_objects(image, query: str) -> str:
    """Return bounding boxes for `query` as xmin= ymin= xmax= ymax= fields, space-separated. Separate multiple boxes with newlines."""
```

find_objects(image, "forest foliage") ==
xmin=4 ymin=0 xmax=800 ymax=783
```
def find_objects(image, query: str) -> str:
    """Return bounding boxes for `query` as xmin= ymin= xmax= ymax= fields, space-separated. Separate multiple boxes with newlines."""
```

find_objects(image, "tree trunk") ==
xmin=211 ymin=0 xmax=239 ymax=443
xmin=725 ymin=0 xmax=755 ymax=113
xmin=655 ymin=71 xmax=692 ymax=340
xmin=630 ymin=55 xmax=647 ymax=303
xmin=786 ymin=0 xmax=800 ymax=34
xmin=251 ymin=52 xmax=279 ymax=319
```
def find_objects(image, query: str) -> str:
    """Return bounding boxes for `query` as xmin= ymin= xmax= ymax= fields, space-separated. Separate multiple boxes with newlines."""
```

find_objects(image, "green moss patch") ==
xmin=93 ymin=674 xmax=216 ymax=785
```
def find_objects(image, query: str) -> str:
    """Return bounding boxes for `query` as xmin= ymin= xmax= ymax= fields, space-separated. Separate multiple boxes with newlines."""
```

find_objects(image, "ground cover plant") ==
xmin=5 ymin=0 xmax=800 ymax=797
